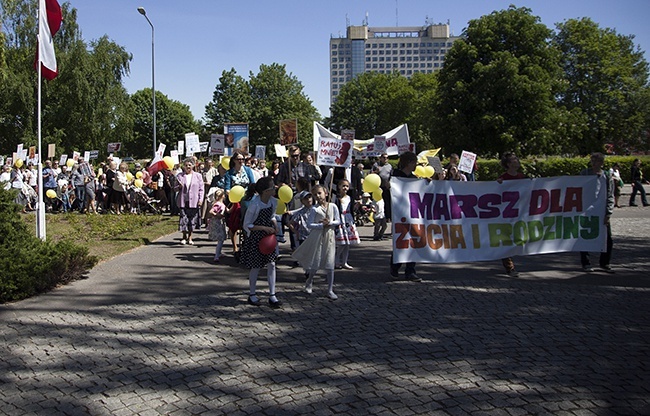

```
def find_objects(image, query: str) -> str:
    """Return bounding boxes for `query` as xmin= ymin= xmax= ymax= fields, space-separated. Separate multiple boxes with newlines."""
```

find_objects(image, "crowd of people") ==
xmin=2 ymin=148 xmax=647 ymax=308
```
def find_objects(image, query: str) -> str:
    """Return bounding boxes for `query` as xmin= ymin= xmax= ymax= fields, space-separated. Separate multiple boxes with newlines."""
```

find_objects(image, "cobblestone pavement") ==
xmin=1 ymin=203 xmax=649 ymax=415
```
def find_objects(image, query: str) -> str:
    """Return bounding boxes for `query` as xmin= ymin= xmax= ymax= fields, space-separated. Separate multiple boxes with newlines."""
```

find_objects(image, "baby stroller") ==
xmin=129 ymin=185 xmax=161 ymax=214
xmin=353 ymin=200 xmax=373 ymax=227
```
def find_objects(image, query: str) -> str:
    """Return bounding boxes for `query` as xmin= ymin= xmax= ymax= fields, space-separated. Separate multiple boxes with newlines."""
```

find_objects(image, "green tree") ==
xmin=0 ymin=0 xmax=134 ymax=160
xmin=204 ymin=64 xmax=320 ymax=157
xmin=248 ymin=63 xmax=320 ymax=154
xmin=327 ymin=71 xmax=415 ymax=142
xmin=204 ymin=68 xmax=251 ymax=132
xmin=131 ymin=88 xmax=199 ymax=158
xmin=434 ymin=6 xmax=564 ymax=158
xmin=554 ymin=18 xmax=650 ymax=154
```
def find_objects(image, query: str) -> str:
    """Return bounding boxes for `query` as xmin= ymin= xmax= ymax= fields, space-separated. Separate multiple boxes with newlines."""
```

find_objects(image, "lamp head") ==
xmin=137 ymin=7 xmax=146 ymax=15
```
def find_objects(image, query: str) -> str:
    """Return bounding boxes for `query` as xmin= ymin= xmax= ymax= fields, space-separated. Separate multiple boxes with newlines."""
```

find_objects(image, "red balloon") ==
xmin=259 ymin=233 xmax=277 ymax=255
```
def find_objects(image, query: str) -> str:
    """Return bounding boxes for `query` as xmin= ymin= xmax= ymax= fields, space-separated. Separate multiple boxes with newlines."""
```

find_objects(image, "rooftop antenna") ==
xmin=396 ymin=0 xmax=399 ymax=26
xmin=346 ymin=14 xmax=350 ymax=28
xmin=364 ymin=12 xmax=369 ymax=26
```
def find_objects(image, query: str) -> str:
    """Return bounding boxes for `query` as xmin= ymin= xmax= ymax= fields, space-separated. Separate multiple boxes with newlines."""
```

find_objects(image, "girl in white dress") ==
xmin=333 ymin=179 xmax=360 ymax=269
xmin=292 ymin=185 xmax=341 ymax=300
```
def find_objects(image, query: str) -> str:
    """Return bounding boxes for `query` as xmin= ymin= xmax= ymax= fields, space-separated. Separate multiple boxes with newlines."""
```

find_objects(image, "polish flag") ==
xmin=36 ymin=0 xmax=62 ymax=81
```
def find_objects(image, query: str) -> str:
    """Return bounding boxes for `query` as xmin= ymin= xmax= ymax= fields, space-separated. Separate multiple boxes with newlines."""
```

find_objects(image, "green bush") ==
xmin=0 ymin=188 xmax=97 ymax=303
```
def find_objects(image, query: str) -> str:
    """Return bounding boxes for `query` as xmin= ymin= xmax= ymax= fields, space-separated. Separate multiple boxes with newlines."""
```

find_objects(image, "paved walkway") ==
xmin=1 ymin=204 xmax=649 ymax=415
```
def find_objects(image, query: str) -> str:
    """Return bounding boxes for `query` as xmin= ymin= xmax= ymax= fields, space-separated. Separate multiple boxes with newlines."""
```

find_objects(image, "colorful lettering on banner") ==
xmin=390 ymin=176 xmax=607 ymax=264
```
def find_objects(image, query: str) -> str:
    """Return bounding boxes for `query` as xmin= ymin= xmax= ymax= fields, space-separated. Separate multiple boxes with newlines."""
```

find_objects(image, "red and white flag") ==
xmin=36 ymin=0 xmax=62 ymax=81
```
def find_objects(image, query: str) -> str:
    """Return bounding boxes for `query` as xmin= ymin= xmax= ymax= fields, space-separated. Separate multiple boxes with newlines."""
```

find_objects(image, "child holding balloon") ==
xmin=292 ymin=184 xmax=341 ymax=300
xmin=240 ymin=176 xmax=282 ymax=308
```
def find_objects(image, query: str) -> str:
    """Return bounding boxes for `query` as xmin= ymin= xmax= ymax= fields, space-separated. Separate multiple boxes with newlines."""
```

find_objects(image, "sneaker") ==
xmin=342 ymin=264 xmax=353 ymax=270
xmin=180 ymin=239 xmax=187 ymax=245
xmin=213 ymin=256 xmax=220 ymax=263
xmin=507 ymin=269 xmax=520 ymax=277
xmin=335 ymin=264 xmax=343 ymax=270
xmin=600 ymin=265 xmax=615 ymax=274
xmin=405 ymin=274 xmax=422 ymax=282
xmin=247 ymin=295 xmax=261 ymax=306
xmin=304 ymin=286 xmax=313 ymax=295
xmin=188 ymin=239 xmax=194 ymax=245
xmin=582 ymin=265 xmax=595 ymax=272
xmin=327 ymin=291 xmax=338 ymax=300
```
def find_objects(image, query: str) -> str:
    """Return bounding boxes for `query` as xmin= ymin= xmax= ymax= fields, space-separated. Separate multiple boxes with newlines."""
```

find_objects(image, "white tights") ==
xmin=305 ymin=269 xmax=335 ymax=293
xmin=249 ymin=262 xmax=277 ymax=297
xmin=336 ymin=245 xmax=350 ymax=266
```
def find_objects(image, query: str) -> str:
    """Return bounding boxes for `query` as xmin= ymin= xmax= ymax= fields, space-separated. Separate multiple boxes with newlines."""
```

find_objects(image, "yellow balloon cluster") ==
xmin=46 ymin=189 xmax=57 ymax=199
xmin=136 ymin=171 xmax=143 ymax=179
xmin=372 ymin=188 xmax=383 ymax=202
xmin=278 ymin=185 xmax=293 ymax=203
xmin=363 ymin=173 xmax=381 ymax=193
xmin=229 ymin=185 xmax=245 ymax=203
xmin=163 ymin=156 xmax=174 ymax=170
xmin=126 ymin=172 xmax=134 ymax=181
xmin=414 ymin=165 xmax=435 ymax=178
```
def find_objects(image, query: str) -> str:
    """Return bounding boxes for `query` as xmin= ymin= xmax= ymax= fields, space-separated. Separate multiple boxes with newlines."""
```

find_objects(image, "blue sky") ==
xmin=70 ymin=0 xmax=650 ymax=121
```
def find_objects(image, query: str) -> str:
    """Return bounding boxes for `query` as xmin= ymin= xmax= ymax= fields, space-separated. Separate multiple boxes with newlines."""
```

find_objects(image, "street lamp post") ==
xmin=137 ymin=7 xmax=156 ymax=156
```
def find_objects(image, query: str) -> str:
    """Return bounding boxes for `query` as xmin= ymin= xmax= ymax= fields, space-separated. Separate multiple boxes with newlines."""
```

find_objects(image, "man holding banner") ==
xmin=579 ymin=152 xmax=615 ymax=273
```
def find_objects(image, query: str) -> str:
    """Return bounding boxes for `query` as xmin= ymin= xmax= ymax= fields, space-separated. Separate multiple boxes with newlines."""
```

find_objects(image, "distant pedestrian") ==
xmin=175 ymin=158 xmax=204 ymax=245
xmin=629 ymin=159 xmax=649 ymax=207
xmin=292 ymin=184 xmax=341 ymax=300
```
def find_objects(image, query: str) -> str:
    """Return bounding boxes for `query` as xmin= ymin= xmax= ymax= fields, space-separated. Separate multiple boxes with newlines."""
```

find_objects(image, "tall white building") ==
xmin=330 ymin=23 xmax=460 ymax=104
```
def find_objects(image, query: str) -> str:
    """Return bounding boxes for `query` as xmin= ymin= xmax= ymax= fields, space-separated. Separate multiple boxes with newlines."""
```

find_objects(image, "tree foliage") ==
xmin=554 ymin=18 xmax=650 ymax=154
xmin=130 ymin=89 xmax=199 ymax=158
xmin=204 ymin=63 xmax=320 ymax=156
xmin=0 ymin=0 xmax=134 ymax=159
xmin=433 ymin=6 xmax=565 ymax=158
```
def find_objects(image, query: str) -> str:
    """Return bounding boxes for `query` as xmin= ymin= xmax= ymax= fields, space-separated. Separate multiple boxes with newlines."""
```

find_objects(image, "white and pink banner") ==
xmin=391 ymin=176 xmax=607 ymax=264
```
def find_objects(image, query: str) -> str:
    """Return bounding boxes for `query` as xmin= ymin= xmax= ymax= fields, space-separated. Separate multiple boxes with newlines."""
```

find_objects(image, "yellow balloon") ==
xmin=220 ymin=157 xmax=231 ymax=170
xmin=276 ymin=201 xmax=286 ymax=215
xmin=414 ymin=165 xmax=425 ymax=178
xmin=46 ymin=189 xmax=57 ymax=199
xmin=66 ymin=159 xmax=75 ymax=168
xmin=372 ymin=188 xmax=383 ymax=201
xmin=423 ymin=165 xmax=435 ymax=178
xmin=229 ymin=185 xmax=245 ymax=203
xmin=163 ymin=156 xmax=174 ymax=170
xmin=126 ymin=172 xmax=134 ymax=181
xmin=134 ymin=179 xmax=144 ymax=188
xmin=136 ymin=171 xmax=143 ymax=179
xmin=14 ymin=158 xmax=24 ymax=168
xmin=363 ymin=173 xmax=381 ymax=193
xmin=278 ymin=185 xmax=293 ymax=203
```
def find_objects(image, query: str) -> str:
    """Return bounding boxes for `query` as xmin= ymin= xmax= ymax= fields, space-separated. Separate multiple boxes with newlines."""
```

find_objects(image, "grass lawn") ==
xmin=22 ymin=212 xmax=179 ymax=264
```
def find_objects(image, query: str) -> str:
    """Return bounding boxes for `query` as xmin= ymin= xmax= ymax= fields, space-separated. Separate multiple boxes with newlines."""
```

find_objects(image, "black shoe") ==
xmin=390 ymin=269 xmax=399 ymax=279
xmin=600 ymin=265 xmax=615 ymax=274
xmin=405 ymin=274 xmax=422 ymax=282
xmin=630 ymin=203 xmax=638 ymax=207
xmin=582 ymin=265 xmax=595 ymax=273
xmin=269 ymin=296 xmax=282 ymax=309
xmin=247 ymin=295 xmax=261 ymax=306
xmin=644 ymin=204 xmax=650 ymax=207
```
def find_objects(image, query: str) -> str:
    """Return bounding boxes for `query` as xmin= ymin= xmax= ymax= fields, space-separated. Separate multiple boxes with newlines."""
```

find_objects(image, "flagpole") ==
xmin=36 ymin=4 xmax=46 ymax=241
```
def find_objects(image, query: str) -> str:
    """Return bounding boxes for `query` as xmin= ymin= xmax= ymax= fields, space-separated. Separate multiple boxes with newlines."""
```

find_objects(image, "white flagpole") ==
xmin=36 ymin=3 xmax=47 ymax=241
